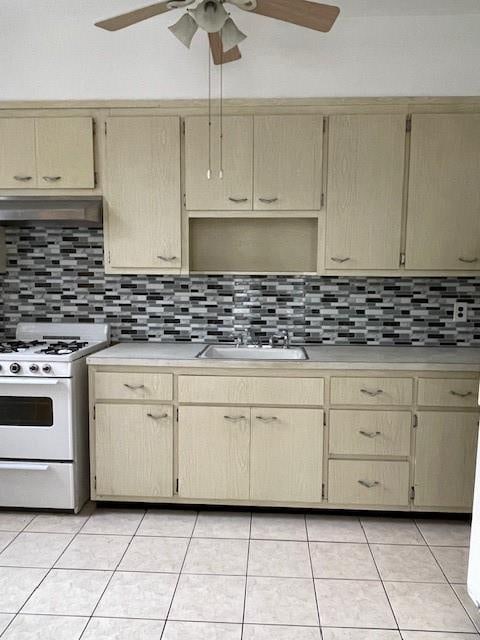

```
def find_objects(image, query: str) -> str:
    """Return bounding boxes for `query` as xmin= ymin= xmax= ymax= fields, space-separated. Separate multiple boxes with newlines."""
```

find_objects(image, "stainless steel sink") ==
xmin=196 ymin=345 xmax=309 ymax=361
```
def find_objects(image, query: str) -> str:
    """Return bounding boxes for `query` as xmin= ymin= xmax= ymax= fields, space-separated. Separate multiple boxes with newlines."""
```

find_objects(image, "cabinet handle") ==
xmin=123 ymin=383 xmax=145 ymax=390
xmin=360 ymin=388 xmax=384 ymax=397
xmin=450 ymin=390 xmax=473 ymax=398
xmin=42 ymin=176 xmax=62 ymax=182
xmin=157 ymin=255 xmax=178 ymax=262
xmin=359 ymin=430 xmax=382 ymax=438
xmin=228 ymin=197 xmax=248 ymax=203
xmin=147 ymin=413 xmax=169 ymax=420
xmin=224 ymin=415 xmax=247 ymax=422
xmin=259 ymin=197 xmax=278 ymax=204
xmin=256 ymin=416 xmax=278 ymax=423
xmin=458 ymin=257 xmax=478 ymax=263
xmin=331 ymin=257 xmax=351 ymax=264
xmin=14 ymin=175 xmax=32 ymax=182
xmin=358 ymin=480 xmax=380 ymax=489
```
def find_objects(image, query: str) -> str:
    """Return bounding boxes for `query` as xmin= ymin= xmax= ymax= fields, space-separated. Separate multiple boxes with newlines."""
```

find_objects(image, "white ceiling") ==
xmin=335 ymin=0 xmax=480 ymax=17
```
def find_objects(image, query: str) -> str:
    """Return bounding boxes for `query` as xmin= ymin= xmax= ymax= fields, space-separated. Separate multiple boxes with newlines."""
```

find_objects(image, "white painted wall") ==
xmin=1 ymin=0 xmax=480 ymax=100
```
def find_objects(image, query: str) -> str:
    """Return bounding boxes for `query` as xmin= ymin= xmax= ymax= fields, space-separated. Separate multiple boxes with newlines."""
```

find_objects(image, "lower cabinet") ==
xmin=414 ymin=412 xmax=479 ymax=509
xmin=178 ymin=406 xmax=250 ymax=500
xmin=250 ymin=409 xmax=323 ymax=502
xmin=95 ymin=404 xmax=173 ymax=498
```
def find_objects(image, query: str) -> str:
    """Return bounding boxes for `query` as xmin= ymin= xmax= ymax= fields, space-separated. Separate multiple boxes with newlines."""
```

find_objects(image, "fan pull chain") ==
xmin=207 ymin=39 xmax=212 ymax=180
xmin=219 ymin=43 xmax=224 ymax=180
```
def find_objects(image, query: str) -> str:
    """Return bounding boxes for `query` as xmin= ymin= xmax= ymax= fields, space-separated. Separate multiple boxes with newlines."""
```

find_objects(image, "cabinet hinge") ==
xmin=94 ymin=172 xmax=98 ymax=188
xmin=409 ymin=486 xmax=415 ymax=500
xmin=94 ymin=476 xmax=97 ymax=491
xmin=104 ymin=121 xmax=108 ymax=135
xmin=92 ymin=120 xmax=96 ymax=135
xmin=323 ymin=413 xmax=326 ymax=427
xmin=400 ymin=252 xmax=406 ymax=266
xmin=108 ymin=250 xmax=111 ymax=264
xmin=406 ymin=116 xmax=412 ymax=133
xmin=321 ymin=483 xmax=325 ymax=499
xmin=175 ymin=478 xmax=179 ymax=494
xmin=176 ymin=407 xmax=179 ymax=421
xmin=183 ymin=193 xmax=187 ymax=208
xmin=182 ymin=120 xmax=186 ymax=135
xmin=321 ymin=193 xmax=325 ymax=209
xmin=93 ymin=406 xmax=96 ymax=421
xmin=413 ymin=414 xmax=418 ymax=429
xmin=323 ymin=118 xmax=327 ymax=134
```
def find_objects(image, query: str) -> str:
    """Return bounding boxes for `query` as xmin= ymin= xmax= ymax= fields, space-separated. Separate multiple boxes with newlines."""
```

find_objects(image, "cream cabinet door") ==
xmin=254 ymin=115 xmax=323 ymax=210
xmin=94 ymin=404 xmax=173 ymax=498
xmin=185 ymin=116 xmax=253 ymax=210
xmin=250 ymin=408 xmax=323 ymax=503
xmin=35 ymin=117 xmax=94 ymax=189
xmin=325 ymin=115 xmax=405 ymax=269
xmin=178 ymin=406 xmax=250 ymax=500
xmin=0 ymin=118 xmax=37 ymax=188
xmin=105 ymin=116 xmax=181 ymax=271
xmin=414 ymin=412 xmax=479 ymax=509
xmin=406 ymin=114 xmax=480 ymax=270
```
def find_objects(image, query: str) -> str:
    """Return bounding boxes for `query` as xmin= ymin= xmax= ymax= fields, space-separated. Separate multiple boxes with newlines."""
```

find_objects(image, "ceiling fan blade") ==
xmin=95 ymin=2 xmax=173 ymax=31
xmin=252 ymin=0 xmax=340 ymax=32
xmin=208 ymin=32 xmax=242 ymax=65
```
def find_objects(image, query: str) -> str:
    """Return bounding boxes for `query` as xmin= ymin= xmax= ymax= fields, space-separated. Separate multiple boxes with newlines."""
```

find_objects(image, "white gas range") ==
xmin=0 ymin=322 xmax=110 ymax=512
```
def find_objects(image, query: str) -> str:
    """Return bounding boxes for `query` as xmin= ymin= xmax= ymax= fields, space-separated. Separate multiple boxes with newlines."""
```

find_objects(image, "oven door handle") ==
xmin=0 ymin=379 xmax=60 ymax=385
xmin=0 ymin=462 xmax=49 ymax=471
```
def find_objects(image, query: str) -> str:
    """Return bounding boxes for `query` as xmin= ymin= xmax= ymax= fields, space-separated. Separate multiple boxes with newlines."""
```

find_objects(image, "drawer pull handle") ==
xmin=157 ymin=255 xmax=177 ymax=262
xmin=42 ymin=176 xmax=62 ymax=182
xmin=360 ymin=388 xmax=384 ymax=397
xmin=14 ymin=175 xmax=33 ymax=182
xmin=224 ymin=415 xmax=247 ymax=422
xmin=458 ymin=257 xmax=479 ymax=264
xmin=259 ymin=197 xmax=278 ymax=204
xmin=331 ymin=257 xmax=351 ymax=263
xmin=256 ymin=416 xmax=278 ymax=423
xmin=359 ymin=430 xmax=381 ymax=438
xmin=123 ymin=383 xmax=145 ymax=390
xmin=147 ymin=413 xmax=169 ymax=420
xmin=228 ymin=197 xmax=248 ymax=203
xmin=358 ymin=480 xmax=380 ymax=489
xmin=450 ymin=390 xmax=473 ymax=398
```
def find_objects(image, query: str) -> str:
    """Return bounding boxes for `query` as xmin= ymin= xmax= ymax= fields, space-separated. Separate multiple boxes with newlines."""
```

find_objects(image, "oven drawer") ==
xmin=95 ymin=372 xmax=173 ymax=402
xmin=417 ymin=378 xmax=479 ymax=407
xmin=0 ymin=461 xmax=75 ymax=510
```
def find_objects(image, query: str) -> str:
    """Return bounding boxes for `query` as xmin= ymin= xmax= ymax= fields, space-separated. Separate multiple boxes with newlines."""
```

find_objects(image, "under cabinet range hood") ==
xmin=0 ymin=196 xmax=103 ymax=227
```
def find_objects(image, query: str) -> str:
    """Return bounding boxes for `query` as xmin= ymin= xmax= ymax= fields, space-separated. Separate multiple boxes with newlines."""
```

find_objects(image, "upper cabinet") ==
xmin=405 ymin=114 xmax=480 ymax=270
xmin=104 ymin=116 xmax=182 ymax=273
xmin=325 ymin=115 xmax=406 ymax=270
xmin=0 ymin=117 xmax=94 ymax=189
xmin=185 ymin=114 xmax=323 ymax=212
xmin=254 ymin=115 xmax=323 ymax=210
xmin=185 ymin=116 xmax=253 ymax=211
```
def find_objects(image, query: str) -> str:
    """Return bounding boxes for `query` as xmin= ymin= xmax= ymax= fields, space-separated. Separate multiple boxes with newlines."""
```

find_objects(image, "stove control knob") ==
xmin=42 ymin=365 xmax=52 ymax=374
xmin=10 ymin=363 xmax=21 ymax=374
xmin=29 ymin=364 xmax=39 ymax=373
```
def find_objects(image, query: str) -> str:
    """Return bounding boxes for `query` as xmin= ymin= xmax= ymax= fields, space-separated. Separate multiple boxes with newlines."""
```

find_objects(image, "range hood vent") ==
xmin=0 ymin=196 xmax=103 ymax=227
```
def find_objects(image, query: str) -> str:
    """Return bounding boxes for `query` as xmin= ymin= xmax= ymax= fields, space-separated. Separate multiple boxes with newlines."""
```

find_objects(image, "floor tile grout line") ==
xmin=78 ymin=508 xmax=147 ymax=640
xmin=358 ymin=519 xmax=400 ymax=632
xmin=240 ymin=512 xmax=252 ymax=640
xmin=159 ymin=511 xmax=199 ymax=639
xmin=306 ymin=514 xmax=322 ymax=631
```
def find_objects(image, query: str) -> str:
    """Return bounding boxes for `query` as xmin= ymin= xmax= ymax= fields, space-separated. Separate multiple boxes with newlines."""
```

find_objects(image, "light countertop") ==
xmin=87 ymin=343 xmax=480 ymax=372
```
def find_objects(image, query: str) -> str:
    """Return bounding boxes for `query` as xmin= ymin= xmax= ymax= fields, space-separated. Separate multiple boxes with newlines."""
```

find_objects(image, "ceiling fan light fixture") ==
xmin=221 ymin=17 xmax=247 ymax=52
xmin=168 ymin=12 xmax=198 ymax=47
xmin=191 ymin=0 xmax=229 ymax=32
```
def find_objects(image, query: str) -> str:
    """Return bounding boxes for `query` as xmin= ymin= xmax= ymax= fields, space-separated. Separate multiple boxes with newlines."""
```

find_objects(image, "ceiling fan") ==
xmin=95 ymin=0 xmax=341 ymax=65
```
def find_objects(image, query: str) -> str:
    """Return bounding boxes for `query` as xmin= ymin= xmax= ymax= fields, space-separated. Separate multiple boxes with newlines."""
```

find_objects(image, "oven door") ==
xmin=0 ymin=378 xmax=73 ymax=460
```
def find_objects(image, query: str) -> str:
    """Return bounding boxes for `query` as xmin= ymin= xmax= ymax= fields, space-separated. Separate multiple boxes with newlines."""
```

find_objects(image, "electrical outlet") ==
xmin=453 ymin=302 xmax=469 ymax=322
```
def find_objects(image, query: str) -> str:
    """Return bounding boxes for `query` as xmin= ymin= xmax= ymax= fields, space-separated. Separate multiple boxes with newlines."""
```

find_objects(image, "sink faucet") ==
xmin=234 ymin=328 xmax=259 ymax=348
xmin=269 ymin=330 xmax=290 ymax=349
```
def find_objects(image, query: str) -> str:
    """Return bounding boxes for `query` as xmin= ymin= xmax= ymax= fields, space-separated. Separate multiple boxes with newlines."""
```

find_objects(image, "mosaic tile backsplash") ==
xmin=1 ymin=227 xmax=480 ymax=345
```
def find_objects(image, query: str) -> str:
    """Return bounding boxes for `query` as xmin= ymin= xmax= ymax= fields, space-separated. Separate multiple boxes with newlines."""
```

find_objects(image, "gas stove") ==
xmin=0 ymin=323 xmax=110 ymax=377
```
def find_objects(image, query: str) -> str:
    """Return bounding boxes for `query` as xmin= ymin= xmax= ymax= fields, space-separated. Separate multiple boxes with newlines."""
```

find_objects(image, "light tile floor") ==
xmin=0 ymin=507 xmax=478 ymax=639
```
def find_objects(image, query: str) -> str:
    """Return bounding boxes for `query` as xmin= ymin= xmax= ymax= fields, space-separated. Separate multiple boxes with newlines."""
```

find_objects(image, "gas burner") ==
xmin=38 ymin=341 xmax=89 ymax=356
xmin=0 ymin=340 xmax=46 ymax=353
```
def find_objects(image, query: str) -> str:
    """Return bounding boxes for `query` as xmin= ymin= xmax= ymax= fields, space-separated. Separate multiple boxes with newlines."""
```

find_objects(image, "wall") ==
xmin=1 ymin=1 xmax=480 ymax=100
xmin=1 ymin=227 xmax=479 ymax=345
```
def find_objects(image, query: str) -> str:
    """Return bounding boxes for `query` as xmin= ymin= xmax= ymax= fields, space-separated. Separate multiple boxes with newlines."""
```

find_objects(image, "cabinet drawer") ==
xmin=178 ymin=376 xmax=324 ymax=406
xmin=95 ymin=372 xmax=173 ymax=402
xmin=417 ymin=378 xmax=479 ymax=407
xmin=331 ymin=377 xmax=413 ymax=406
xmin=329 ymin=410 xmax=411 ymax=457
xmin=328 ymin=460 xmax=410 ymax=506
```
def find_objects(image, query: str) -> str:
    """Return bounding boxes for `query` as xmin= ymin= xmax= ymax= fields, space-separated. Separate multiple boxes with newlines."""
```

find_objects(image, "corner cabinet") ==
xmin=103 ymin=116 xmax=182 ymax=274
xmin=0 ymin=117 xmax=94 ymax=189
xmin=89 ymin=365 xmax=479 ymax=513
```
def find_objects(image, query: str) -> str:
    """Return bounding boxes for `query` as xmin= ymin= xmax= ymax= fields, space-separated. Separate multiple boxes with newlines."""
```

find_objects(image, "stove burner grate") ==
xmin=37 ymin=341 xmax=88 ymax=355
xmin=0 ymin=340 xmax=46 ymax=354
